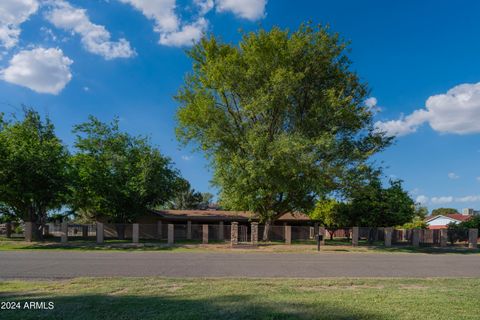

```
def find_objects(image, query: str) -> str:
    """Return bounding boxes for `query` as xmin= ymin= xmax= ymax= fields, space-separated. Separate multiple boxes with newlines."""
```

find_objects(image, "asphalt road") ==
xmin=1 ymin=251 xmax=479 ymax=279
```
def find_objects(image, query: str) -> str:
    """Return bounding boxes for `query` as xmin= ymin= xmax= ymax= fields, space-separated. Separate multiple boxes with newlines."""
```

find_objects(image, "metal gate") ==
xmin=239 ymin=225 xmax=249 ymax=243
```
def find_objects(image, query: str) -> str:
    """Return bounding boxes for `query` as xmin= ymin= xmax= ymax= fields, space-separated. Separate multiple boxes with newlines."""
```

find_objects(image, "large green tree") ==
xmin=70 ymin=116 xmax=180 ymax=238
xmin=0 ymin=109 xmax=70 ymax=240
xmin=175 ymin=24 xmax=391 ymax=240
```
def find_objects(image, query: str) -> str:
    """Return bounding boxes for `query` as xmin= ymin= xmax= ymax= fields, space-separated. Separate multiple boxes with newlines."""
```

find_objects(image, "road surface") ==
xmin=1 ymin=251 xmax=479 ymax=279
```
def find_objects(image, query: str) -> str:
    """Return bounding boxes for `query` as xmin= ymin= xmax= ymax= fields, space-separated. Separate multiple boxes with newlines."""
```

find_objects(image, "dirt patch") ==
xmin=297 ymin=284 xmax=385 ymax=291
xmin=399 ymin=285 xmax=429 ymax=290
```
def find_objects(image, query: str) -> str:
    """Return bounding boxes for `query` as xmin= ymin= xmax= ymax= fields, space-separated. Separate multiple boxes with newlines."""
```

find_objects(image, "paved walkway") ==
xmin=1 ymin=251 xmax=480 ymax=279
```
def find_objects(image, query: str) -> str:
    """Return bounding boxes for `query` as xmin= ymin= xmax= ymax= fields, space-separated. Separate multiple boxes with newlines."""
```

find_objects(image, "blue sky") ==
xmin=1 ymin=0 xmax=480 ymax=211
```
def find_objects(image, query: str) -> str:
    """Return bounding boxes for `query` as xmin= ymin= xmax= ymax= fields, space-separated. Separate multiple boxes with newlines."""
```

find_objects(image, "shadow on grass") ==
xmin=0 ymin=293 xmax=384 ymax=320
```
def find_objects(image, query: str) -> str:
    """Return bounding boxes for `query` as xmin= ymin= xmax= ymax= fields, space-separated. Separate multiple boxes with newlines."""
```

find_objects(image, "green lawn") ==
xmin=1 ymin=237 xmax=478 ymax=254
xmin=1 ymin=277 xmax=479 ymax=319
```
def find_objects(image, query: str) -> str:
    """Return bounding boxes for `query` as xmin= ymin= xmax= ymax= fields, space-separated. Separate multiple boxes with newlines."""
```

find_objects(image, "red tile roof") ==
xmin=444 ymin=214 xmax=472 ymax=222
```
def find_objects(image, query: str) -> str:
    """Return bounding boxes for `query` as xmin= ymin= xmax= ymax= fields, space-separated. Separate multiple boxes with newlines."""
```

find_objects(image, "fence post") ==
xmin=251 ymin=222 xmax=258 ymax=245
xmin=314 ymin=223 xmax=319 ymax=236
xmin=440 ymin=229 xmax=448 ymax=247
xmin=384 ymin=227 xmax=393 ymax=247
xmin=43 ymin=224 xmax=50 ymax=238
xmin=6 ymin=222 xmax=12 ymax=238
xmin=24 ymin=222 xmax=33 ymax=242
xmin=168 ymin=224 xmax=174 ymax=245
xmin=352 ymin=227 xmax=359 ymax=247
xmin=218 ymin=221 xmax=224 ymax=241
xmin=187 ymin=220 xmax=192 ymax=240
xmin=61 ymin=221 xmax=68 ymax=243
xmin=231 ymin=222 xmax=238 ymax=246
xmin=412 ymin=229 xmax=420 ymax=247
xmin=469 ymin=228 xmax=478 ymax=249
xmin=202 ymin=224 xmax=209 ymax=244
xmin=319 ymin=226 xmax=326 ymax=245
xmin=309 ymin=226 xmax=314 ymax=239
xmin=285 ymin=225 xmax=291 ymax=245
xmin=96 ymin=222 xmax=104 ymax=244
xmin=132 ymin=223 xmax=139 ymax=244
xmin=157 ymin=221 xmax=162 ymax=240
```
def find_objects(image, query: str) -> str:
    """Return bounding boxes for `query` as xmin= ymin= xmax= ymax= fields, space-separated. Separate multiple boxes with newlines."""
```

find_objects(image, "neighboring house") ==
xmin=425 ymin=214 xmax=472 ymax=229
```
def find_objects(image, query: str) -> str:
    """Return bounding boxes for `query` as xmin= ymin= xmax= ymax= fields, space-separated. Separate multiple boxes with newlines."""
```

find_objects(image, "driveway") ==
xmin=1 ymin=251 xmax=479 ymax=279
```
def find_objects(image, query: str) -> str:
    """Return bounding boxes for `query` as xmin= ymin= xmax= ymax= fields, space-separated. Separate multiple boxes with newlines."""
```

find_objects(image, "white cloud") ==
xmin=0 ymin=0 xmax=39 ymax=49
xmin=376 ymin=82 xmax=480 ymax=137
xmin=45 ymin=0 xmax=134 ymax=59
xmin=1 ymin=47 xmax=72 ymax=94
xmin=415 ymin=195 xmax=429 ymax=205
xmin=194 ymin=0 xmax=214 ymax=15
xmin=365 ymin=97 xmax=377 ymax=108
xmin=375 ymin=109 xmax=429 ymax=137
xmin=456 ymin=195 xmax=480 ymax=203
xmin=216 ymin=0 xmax=266 ymax=21
xmin=418 ymin=194 xmax=480 ymax=205
xmin=119 ymin=0 xmax=208 ymax=47
xmin=430 ymin=196 xmax=454 ymax=205
xmin=476 ymin=177 xmax=480 ymax=182
xmin=181 ymin=155 xmax=193 ymax=161
xmin=448 ymin=172 xmax=459 ymax=180
xmin=159 ymin=17 xmax=207 ymax=46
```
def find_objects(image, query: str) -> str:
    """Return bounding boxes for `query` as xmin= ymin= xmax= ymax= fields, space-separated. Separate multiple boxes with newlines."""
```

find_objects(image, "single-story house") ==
xmin=425 ymin=214 xmax=472 ymax=229
xmin=134 ymin=209 xmax=316 ymax=226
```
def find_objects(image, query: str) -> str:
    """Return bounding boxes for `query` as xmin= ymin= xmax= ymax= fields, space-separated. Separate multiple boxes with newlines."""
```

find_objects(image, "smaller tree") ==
xmin=310 ymin=199 xmax=350 ymax=240
xmin=431 ymin=208 xmax=458 ymax=216
xmin=164 ymin=179 xmax=214 ymax=210
xmin=70 ymin=116 xmax=181 ymax=239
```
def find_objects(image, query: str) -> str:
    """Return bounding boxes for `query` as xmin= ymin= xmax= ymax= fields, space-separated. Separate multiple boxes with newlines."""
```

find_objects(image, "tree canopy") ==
xmin=163 ymin=179 xmax=214 ymax=210
xmin=70 ymin=116 xmax=181 ymax=224
xmin=0 ymin=109 xmax=70 ymax=239
xmin=175 ymin=24 xmax=391 ymax=239
xmin=431 ymin=208 xmax=458 ymax=216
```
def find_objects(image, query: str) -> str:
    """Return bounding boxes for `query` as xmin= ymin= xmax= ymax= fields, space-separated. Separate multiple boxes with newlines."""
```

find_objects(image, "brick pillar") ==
xmin=157 ymin=221 xmax=162 ymax=240
xmin=202 ymin=224 xmax=209 ymax=244
xmin=412 ymin=229 xmax=420 ymax=247
xmin=468 ymin=228 xmax=478 ymax=249
xmin=440 ymin=229 xmax=448 ymax=247
xmin=251 ymin=222 xmax=258 ymax=245
xmin=319 ymin=226 xmax=326 ymax=245
xmin=384 ymin=227 xmax=393 ymax=247
xmin=61 ymin=221 xmax=68 ymax=243
xmin=168 ymin=224 xmax=174 ymax=245
xmin=314 ymin=223 xmax=319 ymax=236
xmin=309 ymin=227 xmax=314 ymax=239
xmin=218 ymin=221 xmax=224 ymax=241
xmin=6 ymin=222 xmax=12 ymax=238
xmin=231 ymin=222 xmax=238 ymax=246
xmin=82 ymin=225 xmax=88 ymax=238
xmin=132 ymin=223 xmax=139 ymax=243
xmin=96 ymin=222 xmax=104 ymax=244
xmin=285 ymin=225 xmax=291 ymax=245
xmin=24 ymin=222 xmax=33 ymax=242
xmin=187 ymin=220 xmax=192 ymax=240
xmin=352 ymin=227 xmax=359 ymax=246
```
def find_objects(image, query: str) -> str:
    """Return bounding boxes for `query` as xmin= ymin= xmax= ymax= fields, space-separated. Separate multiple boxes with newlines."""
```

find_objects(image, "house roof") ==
xmin=425 ymin=214 xmax=472 ymax=223
xmin=151 ymin=209 xmax=313 ymax=222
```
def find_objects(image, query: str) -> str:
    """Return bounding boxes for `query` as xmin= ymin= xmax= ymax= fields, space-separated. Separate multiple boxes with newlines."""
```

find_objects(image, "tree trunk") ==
xmin=329 ymin=230 xmax=334 ymax=240
xmin=116 ymin=225 xmax=126 ymax=240
xmin=262 ymin=220 xmax=271 ymax=242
